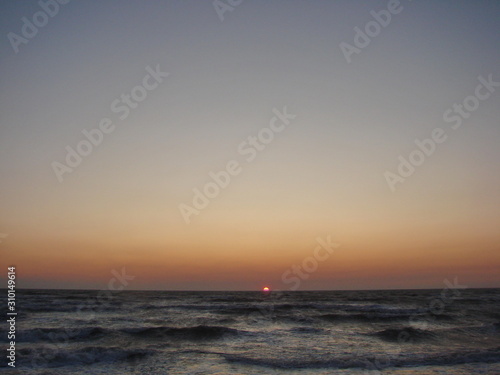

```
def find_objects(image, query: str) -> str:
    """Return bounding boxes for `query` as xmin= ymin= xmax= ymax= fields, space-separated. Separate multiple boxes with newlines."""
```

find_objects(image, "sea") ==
xmin=1 ymin=288 xmax=500 ymax=374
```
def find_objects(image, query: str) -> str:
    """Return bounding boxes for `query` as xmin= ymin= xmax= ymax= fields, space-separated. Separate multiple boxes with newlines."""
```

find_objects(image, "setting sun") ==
xmin=262 ymin=287 xmax=270 ymax=292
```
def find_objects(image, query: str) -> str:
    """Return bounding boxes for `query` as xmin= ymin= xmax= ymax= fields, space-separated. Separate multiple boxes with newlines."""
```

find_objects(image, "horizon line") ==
xmin=3 ymin=286 xmax=499 ymax=292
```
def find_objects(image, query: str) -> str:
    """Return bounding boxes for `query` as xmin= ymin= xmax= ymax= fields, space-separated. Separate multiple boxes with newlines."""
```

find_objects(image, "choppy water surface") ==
xmin=1 ymin=288 xmax=500 ymax=374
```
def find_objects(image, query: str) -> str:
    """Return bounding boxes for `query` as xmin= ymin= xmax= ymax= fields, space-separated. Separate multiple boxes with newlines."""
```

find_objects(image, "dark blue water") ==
xmin=1 ymin=288 xmax=500 ymax=374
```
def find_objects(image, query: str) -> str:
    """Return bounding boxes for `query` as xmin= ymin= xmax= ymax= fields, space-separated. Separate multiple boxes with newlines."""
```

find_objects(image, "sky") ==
xmin=0 ymin=0 xmax=499 ymax=291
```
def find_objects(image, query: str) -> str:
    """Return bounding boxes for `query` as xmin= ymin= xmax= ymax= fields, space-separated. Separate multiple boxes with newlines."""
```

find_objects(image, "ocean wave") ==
xmin=17 ymin=327 xmax=109 ymax=343
xmin=369 ymin=327 xmax=437 ymax=342
xmin=318 ymin=312 xmax=409 ymax=322
xmin=317 ymin=312 xmax=453 ymax=323
xmin=15 ymin=346 xmax=155 ymax=368
xmin=210 ymin=297 xmax=257 ymax=303
xmin=16 ymin=324 xmax=245 ymax=343
xmin=21 ymin=302 xmax=127 ymax=313
xmin=431 ymin=323 xmax=500 ymax=337
xmin=272 ymin=315 xmax=316 ymax=325
xmin=120 ymin=325 xmax=243 ymax=340
xmin=223 ymin=346 xmax=500 ymax=369
xmin=288 ymin=327 xmax=326 ymax=334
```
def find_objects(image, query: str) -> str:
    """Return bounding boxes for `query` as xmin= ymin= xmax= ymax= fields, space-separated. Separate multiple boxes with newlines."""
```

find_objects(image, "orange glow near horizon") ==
xmin=3 ymin=230 xmax=500 ymax=290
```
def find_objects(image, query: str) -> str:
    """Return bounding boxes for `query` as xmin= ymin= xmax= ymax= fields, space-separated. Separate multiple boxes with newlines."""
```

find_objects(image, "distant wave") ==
xmin=15 ymin=325 xmax=244 ymax=343
xmin=288 ymin=327 xmax=326 ymax=334
xmin=16 ymin=327 xmax=109 ymax=342
xmin=14 ymin=346 xmax=156 ymax=368
xmin=223 ymin=346 xmax=500 ymax=369
xmin=20 ymin=302 xmax=126 ymax=313
xmin=121 ymin=325 xmax=243 ymax=340
xmin=11 ymin=345 xmax=500 ymax=370
xmin=368 ymin=327 xmax=437 ymax=342
xmin=317 ymin=312 xmax=453 ymax=323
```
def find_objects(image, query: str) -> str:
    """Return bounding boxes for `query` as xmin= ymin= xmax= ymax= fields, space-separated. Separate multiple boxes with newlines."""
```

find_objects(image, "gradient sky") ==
xmin=0 ymin=0 xmax=499 ymax=290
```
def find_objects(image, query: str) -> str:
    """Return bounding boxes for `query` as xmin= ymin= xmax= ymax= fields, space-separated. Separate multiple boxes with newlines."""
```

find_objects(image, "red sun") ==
xmin=262 ymin=286 xmax=270 ymax=292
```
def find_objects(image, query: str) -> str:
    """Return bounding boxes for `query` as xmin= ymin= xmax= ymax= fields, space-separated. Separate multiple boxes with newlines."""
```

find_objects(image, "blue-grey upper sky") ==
xmin=0 ymin=0 xmax=499 ymax=290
